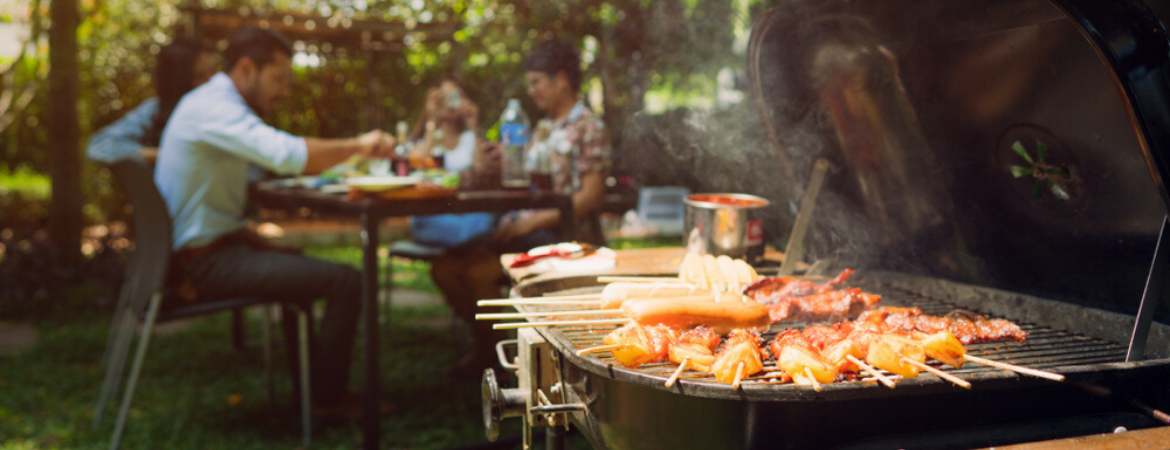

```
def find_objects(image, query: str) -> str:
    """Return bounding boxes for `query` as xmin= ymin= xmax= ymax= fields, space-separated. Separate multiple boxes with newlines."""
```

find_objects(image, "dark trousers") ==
xmin=182 ymin=243 xmax=361 ymax=405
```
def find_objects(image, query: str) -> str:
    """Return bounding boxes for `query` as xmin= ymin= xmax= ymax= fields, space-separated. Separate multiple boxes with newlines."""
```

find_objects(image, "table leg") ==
xmin=361 ymin=212 xmax=381 ymax=450
xmin=557 ymin=195 xmax=574 ymax=239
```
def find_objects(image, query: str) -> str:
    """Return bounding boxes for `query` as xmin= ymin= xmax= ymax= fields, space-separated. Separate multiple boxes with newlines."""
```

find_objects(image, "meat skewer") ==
xmin=856 ymin=307 xmax=1028 ymax=345
xmin=963 ymin=354 xmax=1065 ymax=381
xmin=492 ymin=292 xmax=772 ymax=335
xmin=745 ymin=269 xmax=883 ymax=323
xmin=494 ymin=318 xmax=632 ymax=329
xmin=478 ymin=281 xmax=701 ymax=307
xmin=582 ymin=323 xmax=721 ymax=370
xmin=845 ymin=355 xmax=896 ymax=388
xmin=710 ymin=330 xmax=766 ymax=387
xmin=476 ymin=309 xmax=623 ymax=320
xmin=576 ymin=344 xmax=627 ymax=356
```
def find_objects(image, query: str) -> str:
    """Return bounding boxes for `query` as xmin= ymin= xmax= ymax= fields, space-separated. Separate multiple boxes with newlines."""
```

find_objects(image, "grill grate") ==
xmin=516 ymin=281 xmax=1127 ymax=388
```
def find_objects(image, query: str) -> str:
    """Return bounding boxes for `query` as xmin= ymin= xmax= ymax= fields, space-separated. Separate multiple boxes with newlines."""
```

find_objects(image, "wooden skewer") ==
xmin=803 ymin=367 xmax=823 ymax=392
xmin=963 ymin=354 xmax=1065 ymax=382
xmin=901 ymin=357 xmax=971 ymax=389
xmin=731 ymin=362 xmax=746 ymax=389
xmin=476 ymin=309 xmax=622 ymax=320
xmin=493 ymin=318 xmax=632 ymax=330
xmin=596 ymin=276 xmax=685 ymax=283
xmin=576 ymin=343 xmax=627 ymax=357
xmin=477 ymin=298 xmax=600 ymax=306
xmin=665 ymin=357 xmax=690 ymax=388
xmin=540 ymin=293 xmax=601 ymax=299
xmin=846 ymin=355 xmax=896 ymax=389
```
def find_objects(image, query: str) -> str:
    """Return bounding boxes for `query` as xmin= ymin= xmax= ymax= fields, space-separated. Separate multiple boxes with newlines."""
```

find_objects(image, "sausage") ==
xmin=620 ymin=292 xmax=771 ymax=335
xmin=597 ymin=282 xmax=705 ymax=309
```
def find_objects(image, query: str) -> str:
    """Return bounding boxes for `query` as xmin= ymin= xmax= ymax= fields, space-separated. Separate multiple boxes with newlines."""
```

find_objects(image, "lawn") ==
xmin=0 ymin=238 xmax=671 ymax=449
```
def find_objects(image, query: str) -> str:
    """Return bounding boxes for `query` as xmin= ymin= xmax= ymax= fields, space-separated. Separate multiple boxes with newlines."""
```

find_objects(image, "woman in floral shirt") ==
xmin=431 ymin=40 xmax=612 ymax=380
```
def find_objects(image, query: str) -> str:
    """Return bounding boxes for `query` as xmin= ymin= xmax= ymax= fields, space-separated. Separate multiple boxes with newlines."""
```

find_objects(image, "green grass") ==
xmin=0 ymin=239 xmax=672 ymax=449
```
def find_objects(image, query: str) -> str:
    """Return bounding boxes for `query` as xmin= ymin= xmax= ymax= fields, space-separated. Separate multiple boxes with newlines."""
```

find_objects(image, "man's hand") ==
xmin=357 ymin=130 xmax=396 ymax=159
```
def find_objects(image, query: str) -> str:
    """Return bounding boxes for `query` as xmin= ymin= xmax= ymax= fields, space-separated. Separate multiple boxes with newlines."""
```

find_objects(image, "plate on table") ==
xmin=344 ymin=175 xmax=422 ymax=192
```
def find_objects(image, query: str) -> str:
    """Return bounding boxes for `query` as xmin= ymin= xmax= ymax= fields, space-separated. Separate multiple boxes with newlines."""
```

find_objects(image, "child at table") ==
xmin=409 ymin=78 xmax=480 ymax=172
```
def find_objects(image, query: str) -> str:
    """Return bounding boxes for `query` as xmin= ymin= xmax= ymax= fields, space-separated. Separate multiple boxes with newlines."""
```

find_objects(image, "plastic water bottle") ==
xmin=499 ymin=99 xmax=530 ymax=188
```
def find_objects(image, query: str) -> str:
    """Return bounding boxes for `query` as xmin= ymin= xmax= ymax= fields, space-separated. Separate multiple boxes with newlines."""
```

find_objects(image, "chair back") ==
xmin=108 ymin=159 xmax=174 ymax=317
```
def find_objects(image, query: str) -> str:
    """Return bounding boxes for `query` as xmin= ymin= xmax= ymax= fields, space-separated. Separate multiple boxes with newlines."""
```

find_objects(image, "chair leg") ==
xmin=109 ymin=292 xmax=164 ymax=450
xmin=382 ymin=250 xmax=391 ymax=328
xmin=93 ymin=304 xmax=140 ymax=428
xmin=295 ymin=306 xmax=312 ymax=446
xmin=262 ymin=305 xmax=275 ymax=406
xmin=232 ymin=308 xmax=246 ymax=351
xmin=99 ymin=282 xmax=135 ymax=371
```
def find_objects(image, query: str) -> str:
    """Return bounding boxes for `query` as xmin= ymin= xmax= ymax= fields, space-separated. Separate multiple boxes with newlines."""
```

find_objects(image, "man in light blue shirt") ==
xmin=156 ymin=25 xmax=394 ymax=418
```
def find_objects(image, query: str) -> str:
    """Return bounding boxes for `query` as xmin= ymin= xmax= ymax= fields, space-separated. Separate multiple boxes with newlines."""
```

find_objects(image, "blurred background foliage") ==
xmin=0 ymin=0 xmax=792 ymax=231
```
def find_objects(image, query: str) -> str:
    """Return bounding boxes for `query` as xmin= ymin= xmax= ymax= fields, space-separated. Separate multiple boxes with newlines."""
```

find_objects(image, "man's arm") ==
xmin=301 ymin=130 xmax=394 ymax=174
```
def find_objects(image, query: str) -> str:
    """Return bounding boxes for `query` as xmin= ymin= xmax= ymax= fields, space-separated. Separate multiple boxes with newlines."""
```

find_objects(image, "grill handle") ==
xmin=496 ymin=339 xmax=520 ymax=370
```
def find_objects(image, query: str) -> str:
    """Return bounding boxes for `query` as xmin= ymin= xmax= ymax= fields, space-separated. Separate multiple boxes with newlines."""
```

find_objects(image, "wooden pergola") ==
xmin=180 ymin=2 xmax=462 ymax=130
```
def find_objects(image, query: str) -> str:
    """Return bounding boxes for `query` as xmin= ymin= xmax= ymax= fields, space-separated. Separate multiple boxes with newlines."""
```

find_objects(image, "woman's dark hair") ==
xmin=145 ymin=37 xmax=205 ymax=147
xmin=522 ymin=40 xmax=582 ymax=92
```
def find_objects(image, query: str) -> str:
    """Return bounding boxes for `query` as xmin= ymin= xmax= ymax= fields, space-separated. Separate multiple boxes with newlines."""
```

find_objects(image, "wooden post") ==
xmin=48 ymin=0 xmax=81 ymax=263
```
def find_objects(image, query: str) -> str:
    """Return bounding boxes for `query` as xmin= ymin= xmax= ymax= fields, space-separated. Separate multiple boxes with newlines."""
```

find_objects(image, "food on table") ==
xmin=509 ymin=242 xmax=598 ymax=268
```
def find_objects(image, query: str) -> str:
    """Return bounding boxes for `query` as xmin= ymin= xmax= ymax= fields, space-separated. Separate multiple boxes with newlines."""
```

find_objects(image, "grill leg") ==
xmin=1127 ymin=215 xmax=1169 ymax=362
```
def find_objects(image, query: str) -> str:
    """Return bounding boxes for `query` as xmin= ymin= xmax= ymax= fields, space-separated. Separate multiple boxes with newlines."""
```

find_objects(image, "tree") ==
xmin=48 ymin=0 xmax=81 ymax=263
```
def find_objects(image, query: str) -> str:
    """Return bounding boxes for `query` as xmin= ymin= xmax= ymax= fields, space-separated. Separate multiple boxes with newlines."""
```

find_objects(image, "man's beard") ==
xmin=241 ymin=77 xmax=268 ymax=116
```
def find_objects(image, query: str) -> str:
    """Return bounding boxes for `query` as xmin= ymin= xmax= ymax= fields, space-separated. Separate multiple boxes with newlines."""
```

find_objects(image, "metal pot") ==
xmin=683 ymin=193 xmax=770 ymax=263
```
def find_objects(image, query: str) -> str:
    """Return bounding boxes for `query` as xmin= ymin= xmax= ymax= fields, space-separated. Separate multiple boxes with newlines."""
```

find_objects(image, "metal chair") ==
xmin=92 ymin=159 xmax=311 ymax=449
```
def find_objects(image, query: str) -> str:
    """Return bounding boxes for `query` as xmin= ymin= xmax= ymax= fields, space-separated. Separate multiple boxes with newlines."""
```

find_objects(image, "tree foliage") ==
xmin=0 ymin=0 xmax=779 ymax=230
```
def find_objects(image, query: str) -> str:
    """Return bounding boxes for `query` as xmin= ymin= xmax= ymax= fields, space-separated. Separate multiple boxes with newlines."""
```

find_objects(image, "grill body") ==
xmin=514 ymin=273 xmax=1170 ymax=449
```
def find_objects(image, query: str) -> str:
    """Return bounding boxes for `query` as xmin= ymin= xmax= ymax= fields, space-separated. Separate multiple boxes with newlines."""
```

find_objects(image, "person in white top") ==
xmin=408 ymin=78 xmax=480 ymax=172
xmin=155 ymin=25 xmax=394 ymax=418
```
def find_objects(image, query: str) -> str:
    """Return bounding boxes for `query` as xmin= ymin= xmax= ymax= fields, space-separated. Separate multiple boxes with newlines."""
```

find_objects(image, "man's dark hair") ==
xmin=222 ymin=25 xmax=293 ymax=73
xmin=523 ymin=40 xmax=582 ymax=92
xmin=146 ymin=37 xmax=205 ymax=146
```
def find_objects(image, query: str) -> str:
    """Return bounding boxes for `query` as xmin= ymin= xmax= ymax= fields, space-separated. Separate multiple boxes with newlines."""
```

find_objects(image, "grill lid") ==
xmin=747 ymin=0 xmax=1170 ymax=319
